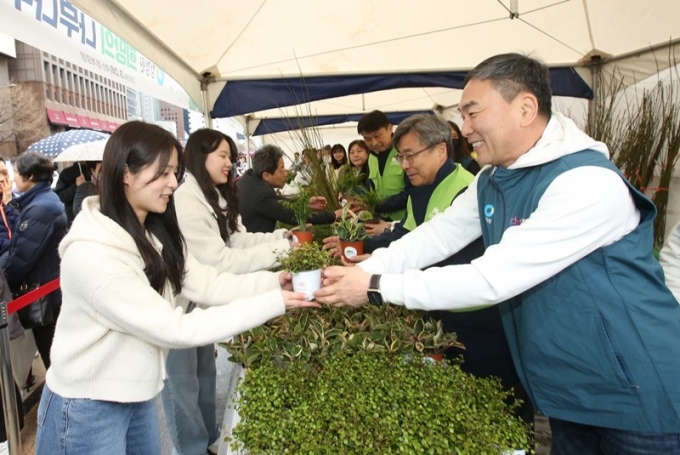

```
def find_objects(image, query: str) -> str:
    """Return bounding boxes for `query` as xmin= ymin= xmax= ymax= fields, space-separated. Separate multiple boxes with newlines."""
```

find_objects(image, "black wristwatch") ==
xmin=367 ymin=274 xmax=384 ymax=306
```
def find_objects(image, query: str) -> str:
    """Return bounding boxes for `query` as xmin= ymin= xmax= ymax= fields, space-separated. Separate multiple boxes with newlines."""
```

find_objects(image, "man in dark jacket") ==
xmin=237 ymin=145 xmax=340 ymax=233
xmin=53 ymin=161 xmax=91 ymax=226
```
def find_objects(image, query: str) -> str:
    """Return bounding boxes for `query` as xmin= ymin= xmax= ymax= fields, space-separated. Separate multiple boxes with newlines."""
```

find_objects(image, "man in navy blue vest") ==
xmin=316 ymin=53 xmax=680 ymax=454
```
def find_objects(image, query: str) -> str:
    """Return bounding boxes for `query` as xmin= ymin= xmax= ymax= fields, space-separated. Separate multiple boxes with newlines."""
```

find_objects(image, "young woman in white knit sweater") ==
xmin=163 ymin=129 xmax=294 ymax=455
xmin=35 ymin=121 xmax=316 ymax=455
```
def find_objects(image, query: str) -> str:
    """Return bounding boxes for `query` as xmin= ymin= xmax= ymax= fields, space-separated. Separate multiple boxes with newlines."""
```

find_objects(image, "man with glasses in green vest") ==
xmin=357 ymin=110 xmax=411 ymax=221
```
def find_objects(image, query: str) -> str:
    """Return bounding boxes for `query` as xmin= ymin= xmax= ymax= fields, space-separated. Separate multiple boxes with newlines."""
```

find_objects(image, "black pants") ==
xmin=31 ymin=306 xmax=60 ymax=370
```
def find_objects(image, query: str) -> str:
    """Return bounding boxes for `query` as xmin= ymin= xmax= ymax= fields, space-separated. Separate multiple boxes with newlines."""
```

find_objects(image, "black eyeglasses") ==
xmin=395 ymin=144 xmax=435 ymax=164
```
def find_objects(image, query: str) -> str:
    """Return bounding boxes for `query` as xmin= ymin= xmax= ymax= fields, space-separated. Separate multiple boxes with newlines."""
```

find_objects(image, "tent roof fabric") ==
xmin=252 ymin=110 xmax=434 ymax=136
xmin=71 ymin=0 xmax=680 ymax=113
xmin=213 ymin=68 xmax=592 ymax=118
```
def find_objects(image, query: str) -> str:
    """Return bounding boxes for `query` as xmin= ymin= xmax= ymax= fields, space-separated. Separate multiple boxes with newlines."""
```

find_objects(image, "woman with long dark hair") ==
xmin=163 ymin=128 xmax=293 ymax=455
xmin=330 ymin=143 xmax=348 ymax=172
xmin=447 ymin=120 xmax=481 ymax=175
xmin=36 ymin=122 xmax=314 ymax=454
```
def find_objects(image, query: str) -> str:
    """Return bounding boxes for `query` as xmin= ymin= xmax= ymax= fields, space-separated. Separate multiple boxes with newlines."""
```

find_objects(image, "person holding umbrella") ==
xmin=27 ymin=129 xmax=110 ymax=225
xmin=53 ymin=162 xmax=91 ymax=225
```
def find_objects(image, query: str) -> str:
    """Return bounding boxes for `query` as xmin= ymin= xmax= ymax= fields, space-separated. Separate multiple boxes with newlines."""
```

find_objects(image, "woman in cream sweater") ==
xmin=36 ymin=122 xmax=315 ymax=455
xmin=164 ymin=128 xmax=293 ymax=455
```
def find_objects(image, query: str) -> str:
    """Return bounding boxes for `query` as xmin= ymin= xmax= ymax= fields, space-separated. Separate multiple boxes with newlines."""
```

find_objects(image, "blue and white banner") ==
xmin=0 ymin=0 xmax=190 ymax=108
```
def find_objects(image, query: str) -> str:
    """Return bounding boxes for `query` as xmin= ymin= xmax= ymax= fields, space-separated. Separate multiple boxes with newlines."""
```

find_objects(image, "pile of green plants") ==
xmin=221 ymin=305 xmax=464 ymax=369
xmin=228 ymin=350 xmax=532 ymax=454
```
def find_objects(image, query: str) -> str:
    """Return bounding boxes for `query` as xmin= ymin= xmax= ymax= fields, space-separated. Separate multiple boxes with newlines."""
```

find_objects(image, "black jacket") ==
xmin=237 ymin=170 xmax=335 ymax=233
xmin=54 ymin=163 xmax=91 ymax=225
xmin=3 ymin=182 xmax=67 ymax=309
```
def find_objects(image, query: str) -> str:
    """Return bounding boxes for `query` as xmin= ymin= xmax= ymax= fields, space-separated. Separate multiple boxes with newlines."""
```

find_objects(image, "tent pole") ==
xmin=587 ymin=56 xmax=602 ymax=134
xmin=201 ymin=76 xmax=213 ymax=129
xmin=245 ymin=118 xmax=252 ymax=167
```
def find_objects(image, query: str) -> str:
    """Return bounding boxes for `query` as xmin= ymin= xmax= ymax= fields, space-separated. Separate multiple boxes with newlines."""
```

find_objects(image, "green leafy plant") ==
xmin=221 ymin=305 xmax=464 ymax=369
xmin=227 ymin=350 xmax=532 ymax=454
xmin=281 ymin=185 xmax=313 ymax=231
xmin=335 ymin=165 xmax=366 ymax=197
xmin=333 ymin=204 xmax=373 ymax=241
xmin=275 ymin=242 xmax=330 ymax=273
xmin=357 ymin=186 xmax=385 ymax=219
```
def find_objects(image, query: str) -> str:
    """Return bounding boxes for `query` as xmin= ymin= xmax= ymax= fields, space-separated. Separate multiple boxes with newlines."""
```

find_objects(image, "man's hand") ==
xmin=342 ymin=253 xmax=371 ymax=266
xmin=308 ymin=196 xmax=327 ymax=211
xmin=365 ymin=220 xmax=392 ymax=236
xmin=322 ymin=235 xmax=341 ymax=257
xmin=75 ymin=175 xmax=86 ymax=186
xmin=314 ymin=266 xmax=371 ymax=307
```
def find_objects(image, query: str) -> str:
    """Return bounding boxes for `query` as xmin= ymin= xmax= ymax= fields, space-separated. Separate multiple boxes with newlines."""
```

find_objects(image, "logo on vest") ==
xmin=427 ymin=207 xmax=441 ymax=221
xmin=484 ymin=204 xmax=494 ymax=224
xmin=509 ymin=216 xmax=525 ymax=226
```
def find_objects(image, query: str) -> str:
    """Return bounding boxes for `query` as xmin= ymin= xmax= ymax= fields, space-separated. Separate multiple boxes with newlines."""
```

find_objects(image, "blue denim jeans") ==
xmin=161 ymin=344 xmax=218 ymax=455
xmin=550 ymin=417 xmax=680 ymax=455
xmin=36 ymin=385 xmax=160 ymax=455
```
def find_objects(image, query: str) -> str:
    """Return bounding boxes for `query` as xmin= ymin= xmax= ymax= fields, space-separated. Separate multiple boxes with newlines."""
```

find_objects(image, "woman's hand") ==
xmin=282 ymin=290 xmax=320 ymax=309
xmin=278 ymin=271 xmax=294 ymax=290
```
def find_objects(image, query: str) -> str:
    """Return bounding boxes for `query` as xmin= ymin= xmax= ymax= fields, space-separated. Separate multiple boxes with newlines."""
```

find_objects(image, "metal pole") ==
xmin=245 ymin=118 xmax=252 ymax=168
xmin=0 ymin=301 xmax=21 ymax=455
xmin=201 ymin=76 xmax=213 ymax=129
xmin=588 ymin=56 xmax=602 ymax=134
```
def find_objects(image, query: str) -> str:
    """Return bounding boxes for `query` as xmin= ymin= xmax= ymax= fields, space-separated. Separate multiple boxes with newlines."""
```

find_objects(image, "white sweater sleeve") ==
xmin=63 ymin=248 xmax=285 ymax=349
xmin=359 ymin=175 xmax=483 ymax=275
xmin=374 ymin=167 xmax=640 ymax=310
xmin=178 ymin=200 xmax=289 ymax=273
xmin=660 ymin=220 xmax=680 ymax=303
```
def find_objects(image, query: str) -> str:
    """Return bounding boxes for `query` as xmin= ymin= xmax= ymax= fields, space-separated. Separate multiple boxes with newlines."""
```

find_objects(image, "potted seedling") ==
xmin=357 ymin=187 xmax=384 ymax=223
xmin=333 ymin=205 xmax=373 ymax=261
xmin=281 ymin=185 xmax=314 ymax=244
xmin=276 ymin=242 xmax=330 ymax=300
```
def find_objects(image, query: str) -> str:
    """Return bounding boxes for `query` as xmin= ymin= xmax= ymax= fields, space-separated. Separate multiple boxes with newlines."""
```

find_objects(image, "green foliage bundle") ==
xmin=280 ymin=185 xmax=313 ymax=231
xmin=586 ymin=63 xmax=680 ymax=245
xmin=333 ymin=204 xmax=373 ymax=241
xmin=221 ymin=305 xmax=464 ymax=369
xmin=228 ymin=350 xmax=532 ymax=454
xmin=275 ymin=242 xmax=330 ymax=274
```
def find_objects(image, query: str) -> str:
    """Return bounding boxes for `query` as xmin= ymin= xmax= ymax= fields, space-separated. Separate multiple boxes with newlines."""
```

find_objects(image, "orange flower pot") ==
xmin=339 ymin=240 xmax=364 ymax=261
xmin=292 ymin=230 xmax=313 ymax=244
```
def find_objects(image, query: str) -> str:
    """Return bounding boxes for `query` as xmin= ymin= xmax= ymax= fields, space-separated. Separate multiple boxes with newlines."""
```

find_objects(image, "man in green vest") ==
xmin=357 ymin=110 xmax=411 ymax=221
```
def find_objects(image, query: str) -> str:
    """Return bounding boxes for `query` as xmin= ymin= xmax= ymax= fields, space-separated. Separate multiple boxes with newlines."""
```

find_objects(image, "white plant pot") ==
xmin=292 ymin=269 xmax=322 ymax=301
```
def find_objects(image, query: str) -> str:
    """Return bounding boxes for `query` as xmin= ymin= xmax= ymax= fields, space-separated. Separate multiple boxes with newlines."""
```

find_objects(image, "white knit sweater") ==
xmin=174 ymin=173 xmax=290 ymax=273
xmin=46 ymin=197 xmax=285 ymax=402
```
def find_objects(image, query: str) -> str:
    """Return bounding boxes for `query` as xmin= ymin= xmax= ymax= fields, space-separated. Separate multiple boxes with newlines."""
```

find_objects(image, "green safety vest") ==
xmin=403 ymin=164 xmax=474 ymax=231
xmin=368 ymin=148 xmax=406 ymax=220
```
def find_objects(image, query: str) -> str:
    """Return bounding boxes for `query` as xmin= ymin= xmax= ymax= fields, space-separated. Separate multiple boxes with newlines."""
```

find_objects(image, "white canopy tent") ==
xmin=70 ymin=0 xmax=680 ymax=129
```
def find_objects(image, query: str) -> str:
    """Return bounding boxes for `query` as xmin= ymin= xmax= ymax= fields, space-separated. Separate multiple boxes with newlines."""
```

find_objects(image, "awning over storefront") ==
xmin=46 ymin=109 xmax=120 ymax=132
xmin=46 ymin=108 xmax=66 ymax=125
xmin=77 ymin=115 xmax=92 ymax=128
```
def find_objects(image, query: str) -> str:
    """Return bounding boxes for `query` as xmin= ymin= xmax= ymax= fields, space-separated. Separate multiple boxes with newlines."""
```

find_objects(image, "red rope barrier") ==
xmin=7 ymin=278 xmax=60 ymax=314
